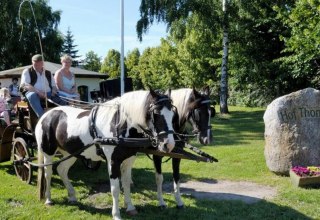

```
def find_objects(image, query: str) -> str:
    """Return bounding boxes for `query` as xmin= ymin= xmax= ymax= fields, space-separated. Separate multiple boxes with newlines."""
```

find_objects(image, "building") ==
xmin=0 ymin=62 xmax=107 ymax=102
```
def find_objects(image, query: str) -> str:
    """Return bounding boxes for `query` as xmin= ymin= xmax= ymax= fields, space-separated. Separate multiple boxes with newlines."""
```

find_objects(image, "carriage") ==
xmin=0 ymin=98 xmax=59 ymax=183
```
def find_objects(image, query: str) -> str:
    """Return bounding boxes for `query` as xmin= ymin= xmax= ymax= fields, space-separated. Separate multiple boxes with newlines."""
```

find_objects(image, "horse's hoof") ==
xmin=176 ymin=205 xmax=184 ymax=209
xmin=159 ymin=205 xmax=167 ymax=210
xmin=126 ymin=209 xmax=138 ymax=216
xmin=45 ymin=201 xmax=54 ymax=206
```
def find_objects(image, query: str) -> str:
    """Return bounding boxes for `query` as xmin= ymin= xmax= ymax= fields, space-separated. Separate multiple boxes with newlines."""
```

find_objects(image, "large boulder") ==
xmin=264 ymin=88 xmax=320 ymax=175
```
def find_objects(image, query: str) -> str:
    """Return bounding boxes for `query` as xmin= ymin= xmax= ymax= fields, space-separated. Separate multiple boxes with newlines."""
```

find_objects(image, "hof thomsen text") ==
xmin=279 ymin=107 xmax=320 ymax=122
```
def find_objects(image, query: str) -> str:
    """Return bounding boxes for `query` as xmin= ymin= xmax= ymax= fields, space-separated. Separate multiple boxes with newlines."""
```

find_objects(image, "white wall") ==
xmin=76 ymin=78 xmax=101 ymax=102
xmin=0 ymin=79 xmax=18 ymax=88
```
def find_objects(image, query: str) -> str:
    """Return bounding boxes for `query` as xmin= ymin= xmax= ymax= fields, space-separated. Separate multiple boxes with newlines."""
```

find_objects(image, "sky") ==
xmin=49 ymin=0 xmax=168 ymax=59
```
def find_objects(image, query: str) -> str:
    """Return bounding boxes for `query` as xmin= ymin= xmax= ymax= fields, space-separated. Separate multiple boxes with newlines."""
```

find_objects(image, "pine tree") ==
xmin=62 ymin=27 xmax=80 ymax=66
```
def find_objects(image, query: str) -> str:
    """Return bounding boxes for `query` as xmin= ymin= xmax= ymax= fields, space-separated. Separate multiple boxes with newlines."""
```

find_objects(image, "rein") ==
xmin=28 ymin=144 xmax=96 ymax=168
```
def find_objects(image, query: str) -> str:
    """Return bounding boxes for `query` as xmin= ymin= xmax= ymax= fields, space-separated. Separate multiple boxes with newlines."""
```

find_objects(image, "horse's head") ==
xmin=147 ymin=89 xmax=175 ymax=153
xmin=188 ymin=87 xmax=213 ymax=145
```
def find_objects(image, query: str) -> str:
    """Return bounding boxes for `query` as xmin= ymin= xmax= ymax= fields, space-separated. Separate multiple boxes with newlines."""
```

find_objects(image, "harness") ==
xmin=88 ymin=96 xmax=175 ymax=157
xmin=145 ymin=97 xmax=175 ymax=143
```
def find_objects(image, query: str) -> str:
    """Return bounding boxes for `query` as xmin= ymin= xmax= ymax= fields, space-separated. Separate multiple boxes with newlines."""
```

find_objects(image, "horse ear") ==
xmin=192 ymin=87 xmax=201 ymax=97
xmin=203 ymin=86 xmax=210 ymax=96
xmin=167 ymin=88 xmax=171 ymax=97
xmin=149 ymin=88 xmax=157 ymax=98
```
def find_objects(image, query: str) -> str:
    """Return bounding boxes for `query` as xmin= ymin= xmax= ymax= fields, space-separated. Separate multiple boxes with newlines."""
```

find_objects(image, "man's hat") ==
xmin=32 ymin=54 xmax=43 ymax=62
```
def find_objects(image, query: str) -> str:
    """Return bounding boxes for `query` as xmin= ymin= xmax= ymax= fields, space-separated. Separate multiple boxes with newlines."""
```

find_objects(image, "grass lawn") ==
xmin=0 ymin=106 xmax=319 ymax=219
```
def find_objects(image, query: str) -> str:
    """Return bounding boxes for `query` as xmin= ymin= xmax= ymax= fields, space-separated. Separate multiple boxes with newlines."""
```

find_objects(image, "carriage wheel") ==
xmin=12 ymin=137 xmax=32 ymax=184
xmin=81 ymin=158 xmax=102 ymax=171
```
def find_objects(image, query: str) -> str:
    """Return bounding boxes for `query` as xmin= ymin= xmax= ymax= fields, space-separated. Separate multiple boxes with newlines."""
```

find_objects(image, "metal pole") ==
xmin=120 ymin=0 xmax=125 ymax=95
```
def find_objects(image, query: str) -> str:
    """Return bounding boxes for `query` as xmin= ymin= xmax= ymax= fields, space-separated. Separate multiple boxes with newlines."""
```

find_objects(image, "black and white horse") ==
xmin=154 ymin=87 xmax=213 ymax=208
xmin=128 ymin=88 xmax=213 ymax=208
xmin=35 ymin=90 xmax=175 ymax=220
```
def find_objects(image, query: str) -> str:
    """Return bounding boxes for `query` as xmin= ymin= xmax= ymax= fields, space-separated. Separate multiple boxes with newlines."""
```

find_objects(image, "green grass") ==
xmin=1 ymin=106 xmax=319 ymax=219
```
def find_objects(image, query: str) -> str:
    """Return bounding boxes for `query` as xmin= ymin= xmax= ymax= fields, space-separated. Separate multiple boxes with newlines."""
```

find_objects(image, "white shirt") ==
xmin=20 ymin=67 xmax=56 ymax=93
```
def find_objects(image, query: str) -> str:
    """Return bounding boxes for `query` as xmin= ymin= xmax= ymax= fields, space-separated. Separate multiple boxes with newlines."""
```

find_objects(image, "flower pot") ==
xmin=290 ymin=170 xmax=320 ymax=188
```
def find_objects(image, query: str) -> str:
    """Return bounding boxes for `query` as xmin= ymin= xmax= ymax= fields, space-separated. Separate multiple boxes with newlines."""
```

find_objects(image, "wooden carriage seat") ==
xmin=16 ymin=99 xmax=56 ymax=133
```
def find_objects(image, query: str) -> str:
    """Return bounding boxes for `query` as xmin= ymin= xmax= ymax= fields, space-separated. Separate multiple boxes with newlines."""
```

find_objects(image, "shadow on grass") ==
xmin=62 ymin=166 xmax=310 ymax=220
xmin=128 ymin=199 xmax=312 ymax=220
xmin=1 ymin=160 xmax=310 ymax=220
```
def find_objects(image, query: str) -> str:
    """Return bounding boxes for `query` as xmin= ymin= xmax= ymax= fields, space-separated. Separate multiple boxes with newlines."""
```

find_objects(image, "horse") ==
xmin=156 ymin=87 xmax=213 ymax=208
xmin=128 ymin=87 xmax=213 ymax=208
xmin=35 ymin=90 xmax=176 ymax=220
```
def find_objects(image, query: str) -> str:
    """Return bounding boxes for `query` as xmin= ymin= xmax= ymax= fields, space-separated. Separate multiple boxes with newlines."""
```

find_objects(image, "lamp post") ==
xmin=120 ymin=0 xmax=125 ymax=95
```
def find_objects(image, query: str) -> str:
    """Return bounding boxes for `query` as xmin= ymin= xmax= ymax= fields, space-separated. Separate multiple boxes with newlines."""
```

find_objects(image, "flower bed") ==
xmin=290 ymin=166 xmax=320 ymax=187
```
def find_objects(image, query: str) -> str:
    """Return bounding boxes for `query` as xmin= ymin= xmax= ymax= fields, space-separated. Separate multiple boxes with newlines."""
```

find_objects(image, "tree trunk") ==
xmin=220 ymin=0 xmax=229 ymax=114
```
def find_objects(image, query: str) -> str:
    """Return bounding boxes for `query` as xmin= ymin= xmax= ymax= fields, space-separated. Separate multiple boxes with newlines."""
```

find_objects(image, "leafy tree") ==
xmin=62 ymin=27 xmax=80 ymax=66
xmin=171 ymin=14 xmax=220 ymax=93
xmin=134 ymin=39 xmax=181 ymax=90
xmin=276 ymin=0 xmax=320 ymax=89
xmin=125 ymin=48 xmax=143 ymax=89
xmin=137 ymin=47 xmax=157 ymax=89
xmin=100 ymin=49 xmax=122 ymax=78
xmin=0 ymin=0 xmax=63 ymax=70
xmin=227 ymin=0 xmax=294 ymax=106
xmin=83 ymin=50 xmax=101 ymax=72
xmin=137 ymin=0 xmax=228 ymax=111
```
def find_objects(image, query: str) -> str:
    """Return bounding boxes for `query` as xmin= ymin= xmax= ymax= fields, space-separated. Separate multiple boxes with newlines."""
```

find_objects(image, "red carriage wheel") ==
xmin=12 ymin=137 xmax=32 ymax=184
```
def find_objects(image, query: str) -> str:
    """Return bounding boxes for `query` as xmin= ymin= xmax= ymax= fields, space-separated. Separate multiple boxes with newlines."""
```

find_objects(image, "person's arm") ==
xmin=70 ymin=73 xmax=77 ymax=94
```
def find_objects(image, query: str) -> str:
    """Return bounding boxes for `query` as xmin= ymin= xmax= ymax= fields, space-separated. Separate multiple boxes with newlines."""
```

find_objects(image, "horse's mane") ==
xmin=117 ymin=90 xmax=150 ymax=128
xmin=170 ymin=88 xmax=193 ymax=124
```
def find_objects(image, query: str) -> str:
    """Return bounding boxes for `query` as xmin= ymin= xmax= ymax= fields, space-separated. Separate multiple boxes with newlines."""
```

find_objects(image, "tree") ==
xmin=133 ymin=39 xmax=182 ymax=90
xmin=125 ymin=48 xmax=143 ymax=89
xmin=62 ymin=27 xmax=80 ymax=66
xmin=83 ymin=51 xmax=101 ymax=72
xmin=100 ymin=49 xmax=122 ymax=78
xmin=276 ymin=0 xmax=320 ymax=89
xmin=226 ymin=0 xmax=294 ymax=106
xmin=0 ymin=0 xmax=63 ymax=70
xmin=137 ymin=0 xmax=227 ymax=110
xmin=171 ymin=14 xmax=220 ymax=93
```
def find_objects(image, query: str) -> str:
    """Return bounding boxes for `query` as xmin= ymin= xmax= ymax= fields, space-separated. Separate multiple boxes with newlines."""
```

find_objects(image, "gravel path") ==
xmin=177 ymin=180 xmax=277 ymax=204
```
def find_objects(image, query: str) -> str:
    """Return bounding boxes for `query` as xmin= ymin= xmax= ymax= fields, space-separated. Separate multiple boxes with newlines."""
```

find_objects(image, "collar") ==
xmin=89 ymin=105 xmax=100 ymax=139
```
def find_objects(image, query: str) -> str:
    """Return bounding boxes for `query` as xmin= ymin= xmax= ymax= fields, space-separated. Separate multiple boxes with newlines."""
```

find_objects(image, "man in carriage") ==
xmin=20 ymin=54 xmax=67 ymax=117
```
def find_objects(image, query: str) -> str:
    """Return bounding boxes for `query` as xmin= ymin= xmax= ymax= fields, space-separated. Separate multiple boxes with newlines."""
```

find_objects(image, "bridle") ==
xmin=140 ymin=96 xmax=175 ymax=146
xmin=189 ymin=99 xmax=212 ymax=135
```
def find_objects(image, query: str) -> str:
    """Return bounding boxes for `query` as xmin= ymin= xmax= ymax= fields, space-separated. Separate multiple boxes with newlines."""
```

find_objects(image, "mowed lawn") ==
xmin=0 ymin=106 xmax=319 ymax=220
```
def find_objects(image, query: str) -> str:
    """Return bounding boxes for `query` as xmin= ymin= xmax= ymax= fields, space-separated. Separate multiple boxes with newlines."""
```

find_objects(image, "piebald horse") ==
xmin=128 ymin=88 xmax=213 ymax=208
xmin=157 ymin=87 xmax=213 ymax=208
xmin=35 ymin=90 xmax=175 ymax=220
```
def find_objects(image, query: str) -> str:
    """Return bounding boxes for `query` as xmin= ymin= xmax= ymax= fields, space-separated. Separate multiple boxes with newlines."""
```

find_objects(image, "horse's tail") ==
xmin=37 ymin=149 xmax=46 ymax=200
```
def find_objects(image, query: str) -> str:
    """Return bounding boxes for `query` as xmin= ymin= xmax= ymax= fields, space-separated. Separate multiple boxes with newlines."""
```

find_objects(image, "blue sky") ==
xmin=49 ymin=0 xmax=168 ymax=59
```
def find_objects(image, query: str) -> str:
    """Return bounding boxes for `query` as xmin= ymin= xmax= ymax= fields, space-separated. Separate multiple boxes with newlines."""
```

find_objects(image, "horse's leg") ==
xmin=121 ymin=156 xmax=137 ymax=215
xmin=153 ymin=155 xmax=166 ymax=208
xmin=56 ymin=150 xmax=77 ymax=203
xmin=103 ymin=146 xmax=122 ymax=220
xmin=172 ymin=158 xmax=184 ymax=208
xmin=43 ymin=154 xmax=54 ymax=205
